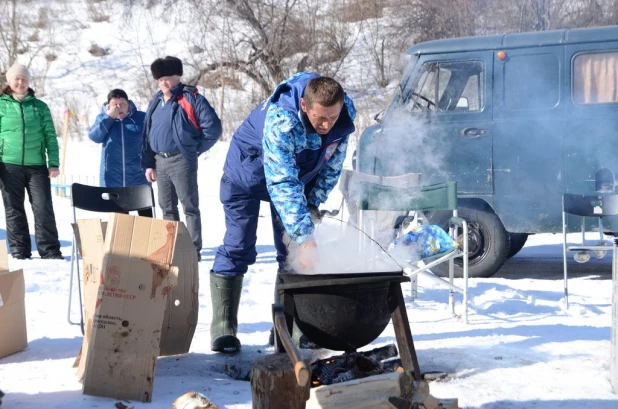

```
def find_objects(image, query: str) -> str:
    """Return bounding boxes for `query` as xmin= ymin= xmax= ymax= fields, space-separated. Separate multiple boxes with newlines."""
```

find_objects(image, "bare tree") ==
xmin=0 ymin=0 xmax=64 ymax=90
xmin=359 ymin=0 xmax=391 ymax=88
xmin=402 ymin=0 xmax=618 ymax=44
xmin=308 ymin=0 xmax=360 ymax=79
xmin=178 ymin=0 xmax=360 ymax=96
xmin=490 ymin=0 xmax=606 ymax=32
xmin=0 ymin=0 xmax=26 ymax=74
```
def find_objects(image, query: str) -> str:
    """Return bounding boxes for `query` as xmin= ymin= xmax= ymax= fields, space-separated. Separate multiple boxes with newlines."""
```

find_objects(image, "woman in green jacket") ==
xmin=0 ymin=64 xmax=63 ymax=260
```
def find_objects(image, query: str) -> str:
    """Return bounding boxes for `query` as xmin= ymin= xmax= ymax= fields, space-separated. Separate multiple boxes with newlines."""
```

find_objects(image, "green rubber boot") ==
xmin=210 ymin=272 xmax=243 ymax=353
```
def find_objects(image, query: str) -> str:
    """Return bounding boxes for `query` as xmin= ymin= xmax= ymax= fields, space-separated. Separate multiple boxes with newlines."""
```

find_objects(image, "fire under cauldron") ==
xmin=272 ymin=271 xmax=421 ymax=387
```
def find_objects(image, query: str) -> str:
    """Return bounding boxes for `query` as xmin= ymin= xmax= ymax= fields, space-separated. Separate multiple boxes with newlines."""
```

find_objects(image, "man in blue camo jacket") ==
xmin=210 ymin=72 xmax=356 ymax=353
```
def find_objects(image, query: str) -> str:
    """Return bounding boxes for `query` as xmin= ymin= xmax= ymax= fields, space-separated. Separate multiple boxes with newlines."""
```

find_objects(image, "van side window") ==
xmin=573 ymin=52 xmax=618 ymax=104
xmin=407 ymin=61 xmax=483 ymax=113
xmin=504 ymin=54 xmax=559 ymax=110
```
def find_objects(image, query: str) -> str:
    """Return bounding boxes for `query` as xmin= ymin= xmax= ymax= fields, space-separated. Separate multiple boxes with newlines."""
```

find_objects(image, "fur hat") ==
xmin=6 ymin=63 xmax=31 ymax=83
xmin=150 ymin=56 xmax=183 ymax=80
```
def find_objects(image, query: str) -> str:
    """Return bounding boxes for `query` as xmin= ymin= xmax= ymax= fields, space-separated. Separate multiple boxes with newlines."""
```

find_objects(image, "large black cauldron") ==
xmin=278 ymin=272 xmax=407 ymax=352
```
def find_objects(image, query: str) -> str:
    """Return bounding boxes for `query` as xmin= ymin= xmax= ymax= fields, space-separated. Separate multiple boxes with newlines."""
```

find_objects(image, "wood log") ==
xmin=306 ymin=371 xmax=458 ymax=409
xmin=251 ymin=353 xmax=311 ymax=409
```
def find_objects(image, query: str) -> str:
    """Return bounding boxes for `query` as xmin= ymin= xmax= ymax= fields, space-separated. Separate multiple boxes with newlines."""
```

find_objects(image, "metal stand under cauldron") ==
xmin=250 ymin=271 xmax=424 ymax=409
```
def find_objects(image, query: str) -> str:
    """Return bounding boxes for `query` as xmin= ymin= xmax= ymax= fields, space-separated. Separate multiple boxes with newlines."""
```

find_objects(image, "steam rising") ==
xmin=284 ymin=105 xmax=454 ymax=275
xmin=362 ymin=105 xmax=448 ymax=179
xmin=286 ymin=218 xmax=403 ymax=275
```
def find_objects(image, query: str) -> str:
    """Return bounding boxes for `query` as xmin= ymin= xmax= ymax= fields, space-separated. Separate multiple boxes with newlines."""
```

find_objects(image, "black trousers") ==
xmin=0 ymin=163 xmax=62 ymax=258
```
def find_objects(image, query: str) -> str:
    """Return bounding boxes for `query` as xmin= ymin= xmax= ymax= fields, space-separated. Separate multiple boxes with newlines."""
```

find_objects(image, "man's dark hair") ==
xmin=107 ymin=88 xmax=128 ymax=102
xmin=303 ymin=77 xmax=344 ymax=109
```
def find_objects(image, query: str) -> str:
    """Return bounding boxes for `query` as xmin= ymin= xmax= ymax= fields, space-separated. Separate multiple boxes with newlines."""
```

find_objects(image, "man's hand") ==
xmin=145 ymin=168 xmax=157 ymax=182
xmin=48 ymin=168 xmax=59 ymax=178
xmin=298 ymin=239 xmax=318 ymax=272
xmin=308 ymin=205 xmax=322 ymax=225
xmin=106 ymin=104 xmax=121 ymax=119
xmin=309 ymin=205 xmax=339 ymax=225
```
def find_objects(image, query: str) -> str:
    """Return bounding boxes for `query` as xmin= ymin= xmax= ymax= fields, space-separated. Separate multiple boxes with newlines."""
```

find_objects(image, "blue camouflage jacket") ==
xmin=141 ymin=83 xmax=222 ymax=168
xmin=88 ymin=101 xmax=148 ymax=187
xmin=224 ymin=72 xmax=356 ymax=244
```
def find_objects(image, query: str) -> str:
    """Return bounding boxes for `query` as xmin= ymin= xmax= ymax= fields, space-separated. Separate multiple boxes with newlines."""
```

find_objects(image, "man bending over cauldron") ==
xmin=210 ymin=72 xmax=357 ymax=353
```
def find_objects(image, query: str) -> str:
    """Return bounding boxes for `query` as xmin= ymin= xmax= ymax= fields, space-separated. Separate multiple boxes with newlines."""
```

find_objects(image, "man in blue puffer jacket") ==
xmin=210 ymin=72 xmax=356 ymax=352
xmin=142 ymin=56 xmax=222 ymax=259
xmin=89 ymin=89 xmax=152 ymax=215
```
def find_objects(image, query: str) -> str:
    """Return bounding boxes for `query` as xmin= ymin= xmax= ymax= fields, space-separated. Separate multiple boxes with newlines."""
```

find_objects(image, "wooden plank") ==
xmin=306 ymin=371 xmax=458 ymax=409
xmin=159 ymin=222 xmax=199 ymax=356
xmin=390 ymin=282 xmax=421 ymax=379
xmin=307 ymin=371 xmax=411 ymax=409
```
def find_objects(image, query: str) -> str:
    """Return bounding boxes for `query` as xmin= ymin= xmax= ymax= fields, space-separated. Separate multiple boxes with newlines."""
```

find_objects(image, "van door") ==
xmin=564 ymin=44 xmax=618 ymax=193
xmin=492 ymin=46 xmax=565 ymax=233
xmin=399 ymin=52 xmax=494 ymax=194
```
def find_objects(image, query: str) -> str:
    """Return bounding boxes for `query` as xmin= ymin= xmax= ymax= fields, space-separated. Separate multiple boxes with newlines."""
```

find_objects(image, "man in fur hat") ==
xmin=142 ymin=56 xmax=222 ymax=260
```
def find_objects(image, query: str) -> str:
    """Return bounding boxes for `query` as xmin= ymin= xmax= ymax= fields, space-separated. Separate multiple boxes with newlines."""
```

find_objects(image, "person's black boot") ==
xmin=210 ymin=272 xmax=243 ymax=353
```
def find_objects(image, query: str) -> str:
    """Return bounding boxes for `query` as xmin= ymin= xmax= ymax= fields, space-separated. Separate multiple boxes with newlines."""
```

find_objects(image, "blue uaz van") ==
xmin=357 ymin=25 xmax=618 ymax=277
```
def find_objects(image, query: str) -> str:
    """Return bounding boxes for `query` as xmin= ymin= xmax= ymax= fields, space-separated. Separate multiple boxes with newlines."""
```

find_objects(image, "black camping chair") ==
xmin=562 ymin=192 xmax=618 ymax=309
xmin=67 ymin=183 xmax=156 ymax=334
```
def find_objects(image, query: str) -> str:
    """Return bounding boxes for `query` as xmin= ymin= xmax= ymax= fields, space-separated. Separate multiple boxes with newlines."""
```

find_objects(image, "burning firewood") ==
xmin=311 ymin=344 xmax=399 ymax=386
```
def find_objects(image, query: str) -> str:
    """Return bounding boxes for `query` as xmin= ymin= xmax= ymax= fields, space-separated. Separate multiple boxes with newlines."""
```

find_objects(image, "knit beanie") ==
xmin=6 ymin=64 xmax=31 ymax=83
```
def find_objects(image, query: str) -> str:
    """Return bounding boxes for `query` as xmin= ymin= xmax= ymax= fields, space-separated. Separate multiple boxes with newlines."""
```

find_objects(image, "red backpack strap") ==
xmin=177 ymin=94 xmax=201 ymax=131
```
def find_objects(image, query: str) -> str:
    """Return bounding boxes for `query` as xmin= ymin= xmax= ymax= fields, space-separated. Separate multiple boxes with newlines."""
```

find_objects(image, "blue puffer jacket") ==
xmin=88 ymin=101 xmax=148 ymax=187
xmin=224 ymin=72 xmax=356 ymax=244
xmin=141 ymin=83 xmax=222 ymax=168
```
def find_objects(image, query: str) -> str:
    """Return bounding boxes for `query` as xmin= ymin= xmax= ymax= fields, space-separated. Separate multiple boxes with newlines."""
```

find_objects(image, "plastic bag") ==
xmin=391 ymin=225 xmax=458 ymax=260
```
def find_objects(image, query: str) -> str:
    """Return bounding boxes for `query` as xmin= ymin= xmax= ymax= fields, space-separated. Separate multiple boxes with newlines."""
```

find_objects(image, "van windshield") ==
xmin=383 ymin=56 xmax=420 ymax=117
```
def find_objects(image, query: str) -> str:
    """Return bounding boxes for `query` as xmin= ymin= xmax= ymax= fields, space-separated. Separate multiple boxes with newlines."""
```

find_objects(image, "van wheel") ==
xmin=427 ymin=204 xmax=510 ymax=278
xmin=507 ymin=233 xmax=528 ymax=259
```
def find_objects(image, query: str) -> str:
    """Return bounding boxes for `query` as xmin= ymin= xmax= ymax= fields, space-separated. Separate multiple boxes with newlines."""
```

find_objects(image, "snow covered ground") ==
xmin=1 ymin=141 xmax=618 ymax=408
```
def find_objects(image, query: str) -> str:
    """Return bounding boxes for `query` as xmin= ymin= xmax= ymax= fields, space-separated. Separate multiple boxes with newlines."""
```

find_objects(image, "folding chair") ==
xmin=67 ymin=183 xmax=156 ymax=333
xmin=357 ymin=180 xmax=470 ymax=323
xmin=562 ymin=192 xmax=618 ymax=308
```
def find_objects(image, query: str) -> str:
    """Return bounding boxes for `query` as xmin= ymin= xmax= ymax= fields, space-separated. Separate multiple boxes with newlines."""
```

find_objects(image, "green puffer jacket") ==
xmin=0 ymin=91 xmax=59 ymax=168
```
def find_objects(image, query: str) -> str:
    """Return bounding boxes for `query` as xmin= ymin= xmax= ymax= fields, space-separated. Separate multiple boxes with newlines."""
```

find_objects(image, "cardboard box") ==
xmin=74 ymin=220 xmax=199 ymax=365
xmin=0 ymin=239 xmax=27 ymax=359
xmin=75 ymin=218 xmax=108 ymax=380
xmin=81 ymin=213 xmax=179 ymax=402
